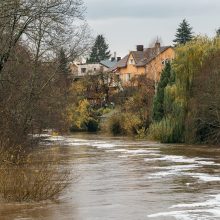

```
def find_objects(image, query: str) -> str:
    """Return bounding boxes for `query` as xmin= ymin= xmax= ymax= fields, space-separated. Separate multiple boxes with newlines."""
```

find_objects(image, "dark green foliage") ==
xmin=86 ymin=119 xmax=99 ymax=132
xmin=58 ymin=47 xmax=69 ymax=75
xmin=87 ymin=35 xmax=111 ymax=63
xmin=216 ymin=28 xmax=220 ymax=36
xmin=173 ymin=19 xmax=193 ymax=45
xmin=153 ymin=62 xmax=172 ymax=122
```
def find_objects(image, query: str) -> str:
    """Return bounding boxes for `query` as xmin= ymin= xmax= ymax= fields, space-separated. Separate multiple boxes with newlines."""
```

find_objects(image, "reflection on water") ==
xmin=1 ymin=133 xmax=220 ymax=220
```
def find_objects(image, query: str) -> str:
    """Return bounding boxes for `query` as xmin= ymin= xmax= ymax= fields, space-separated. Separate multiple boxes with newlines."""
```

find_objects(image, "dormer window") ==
xmin=81 ymin=68 xmax=86 ymax=73
xmin=129 ymin=59 xmax=134 ymax=65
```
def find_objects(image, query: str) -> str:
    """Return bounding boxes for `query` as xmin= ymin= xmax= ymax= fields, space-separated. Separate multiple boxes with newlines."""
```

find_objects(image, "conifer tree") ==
xmin=58 ymin=47 xmax=69 ymax=75
xmin=216 ymin=28 xmax=220 ymax=36
xmin=87 ymin=35 xmax=111 ymax=63
xmin=173 ymin=19 xmax=193 ymax=45
xmin=152 ymin=62 xmax=172 ymax=122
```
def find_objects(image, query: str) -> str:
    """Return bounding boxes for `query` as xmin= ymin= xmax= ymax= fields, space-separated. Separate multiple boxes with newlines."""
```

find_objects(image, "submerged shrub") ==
xmin=0 ymin=148 xmax=72 ymax=202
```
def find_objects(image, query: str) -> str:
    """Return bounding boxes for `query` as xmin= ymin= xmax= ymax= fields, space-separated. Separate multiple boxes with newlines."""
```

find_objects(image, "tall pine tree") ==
xmin=153 ymin=62 xmax=172 ymax=122
xmin=87 ymin=35 xmax=111 ymax=63
xmin=173 ymin=19 xmax=193 ymax=45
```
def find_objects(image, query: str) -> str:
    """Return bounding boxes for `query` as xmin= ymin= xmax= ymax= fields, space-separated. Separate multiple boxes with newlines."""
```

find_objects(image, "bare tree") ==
xmin=0 ymin=0 xmax=85 ymax=74
xmin=0 ymin=0 xmax=90 ymax=153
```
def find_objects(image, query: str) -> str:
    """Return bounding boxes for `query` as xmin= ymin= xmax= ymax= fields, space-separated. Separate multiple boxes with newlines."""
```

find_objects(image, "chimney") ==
xmin=114 ymin=52 xmax=117 ymax=59
xmin=155 ymin=41 xmax=161 ymax=49
xmin=155 ymin=40 xmax=161 ymax=55
xmin=117 ymin=57 xmax=121 ymax=62
xmin=136 ymin=45 xmax=144 ymax=52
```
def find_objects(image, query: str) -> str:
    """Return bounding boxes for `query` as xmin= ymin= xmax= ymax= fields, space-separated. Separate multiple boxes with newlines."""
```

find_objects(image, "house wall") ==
xmin=77 ymin=64 xmax=109 ymax=76
xmin=70 ymin=63 xmax=109 ymax=77
xmin=145 ymin=47 xmax=175 ymax=81
xmin=118 ymin=54 xmax=145 ymax=84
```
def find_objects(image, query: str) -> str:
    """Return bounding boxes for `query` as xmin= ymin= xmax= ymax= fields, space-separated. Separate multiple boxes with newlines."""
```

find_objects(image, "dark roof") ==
xmin=136 ymin=46 xmax=171 ymax=67
xmin=110 ymin=46 xmax=172 ymax=71
xmin=109 ymin=55 xmax=129 ymax=71
xmin=130 ymin=51 xmax=146 ymax=63
xmin=100 ymin=59 xmax=117 ymax=68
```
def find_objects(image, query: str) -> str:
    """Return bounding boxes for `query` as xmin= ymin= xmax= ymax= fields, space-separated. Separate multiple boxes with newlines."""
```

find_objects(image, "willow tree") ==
xmin=186 ymin=50 xmax=220 ymax=144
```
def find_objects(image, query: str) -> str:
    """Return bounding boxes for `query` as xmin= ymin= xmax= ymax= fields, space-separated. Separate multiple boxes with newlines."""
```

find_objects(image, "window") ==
xmin=125 ymin=73 xmax=131 ymax=82
xmin=81 ymin=68 xmax=86 ymax=73
xmin=129 ymin=59 xmax=134 ymax=65
xmin=94 ymin=68 xmax=97 ymax=71
xmin=162 ymin=59 xmax=170 ymax=65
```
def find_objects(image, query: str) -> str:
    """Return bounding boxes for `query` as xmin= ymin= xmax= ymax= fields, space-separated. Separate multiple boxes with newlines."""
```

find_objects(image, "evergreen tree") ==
xmin=87 ymin=35 xmax=111 ymax=63
xmin=216 ymin=28 xmax=220 ymax=36
xmin=153 ymin=62 xmax=172 ymax=122
xmin=58 ymin=47 xmax=69 ymax=75
xmin=173 ymin=19 xmax=193 ymax=45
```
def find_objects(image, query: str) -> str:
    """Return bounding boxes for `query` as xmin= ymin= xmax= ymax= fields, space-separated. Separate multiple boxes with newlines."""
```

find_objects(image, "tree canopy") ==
xmin=87 ymin=35 xmax=111 ymax=63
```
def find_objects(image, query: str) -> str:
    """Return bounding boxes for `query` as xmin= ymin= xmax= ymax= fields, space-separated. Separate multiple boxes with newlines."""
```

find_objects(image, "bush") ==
xmin=147 ymin=116 xmax=183 ymax=143
xmin=106 ymin=113 xmax=142 ymax=136
xmin=0 ymin=148 xmax=72 ymax=202
xmin=86 ymin=118 xmax=99 ymax=132
xmin=96 ymin=107 xmax=112 ymax=116
xmin=107 ymin=114 xmax=124 ymax=136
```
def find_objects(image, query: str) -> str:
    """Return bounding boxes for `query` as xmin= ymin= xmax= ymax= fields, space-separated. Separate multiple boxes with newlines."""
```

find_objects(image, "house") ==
xmin=69 ymin=58 xmax=120 ymax=106
xmin=70 ymin=58 xmax=118 ymax=78
xmin=110 ymin=42 xmax=175 ymax=86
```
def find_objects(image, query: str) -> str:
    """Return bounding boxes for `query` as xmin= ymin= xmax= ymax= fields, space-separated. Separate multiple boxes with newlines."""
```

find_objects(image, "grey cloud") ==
xmin=84 ymin=0 xmax=220 ymax=20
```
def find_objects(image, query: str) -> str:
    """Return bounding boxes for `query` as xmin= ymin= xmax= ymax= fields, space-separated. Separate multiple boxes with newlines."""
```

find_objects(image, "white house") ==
xmin=70 ymin=58 xmax=120 ymax=78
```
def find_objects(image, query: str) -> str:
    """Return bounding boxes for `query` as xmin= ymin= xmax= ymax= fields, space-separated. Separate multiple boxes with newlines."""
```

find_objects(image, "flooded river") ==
xmin=1 ymin=134 xmax=220 ymax=220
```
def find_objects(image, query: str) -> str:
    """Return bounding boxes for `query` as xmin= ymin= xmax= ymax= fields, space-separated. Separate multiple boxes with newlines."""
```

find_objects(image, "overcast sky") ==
xmin=84 ymin=0 xmax=220 ymax=57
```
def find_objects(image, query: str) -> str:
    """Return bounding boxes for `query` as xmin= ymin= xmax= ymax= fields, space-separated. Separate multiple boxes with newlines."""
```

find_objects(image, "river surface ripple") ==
xmin=1 ymin=134 xmax=220 ymax=220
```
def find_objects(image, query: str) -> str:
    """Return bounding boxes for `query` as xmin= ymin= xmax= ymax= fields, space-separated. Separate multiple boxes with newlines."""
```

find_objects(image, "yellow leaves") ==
xmin=66 ymin=99 xmax=91 ymax=129
xmin=69 ymin=80 xmax=87 ymax=97
xmin=122 ymin=113 xmax=142 ymax=135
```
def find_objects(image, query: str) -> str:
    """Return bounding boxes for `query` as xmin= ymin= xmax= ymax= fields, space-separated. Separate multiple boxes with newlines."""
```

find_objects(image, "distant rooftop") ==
xmin=100 ymin=59 xmax=117 ymax=68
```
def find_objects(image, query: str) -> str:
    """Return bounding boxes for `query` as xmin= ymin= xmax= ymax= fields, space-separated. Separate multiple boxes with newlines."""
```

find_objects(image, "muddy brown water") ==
xmin=0 ymin=134 xmax=220 ymax=220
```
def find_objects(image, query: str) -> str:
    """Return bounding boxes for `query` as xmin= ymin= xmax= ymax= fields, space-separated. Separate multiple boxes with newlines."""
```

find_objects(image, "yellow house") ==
xmin=111 ymin=43 xmax=175 ymax=86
